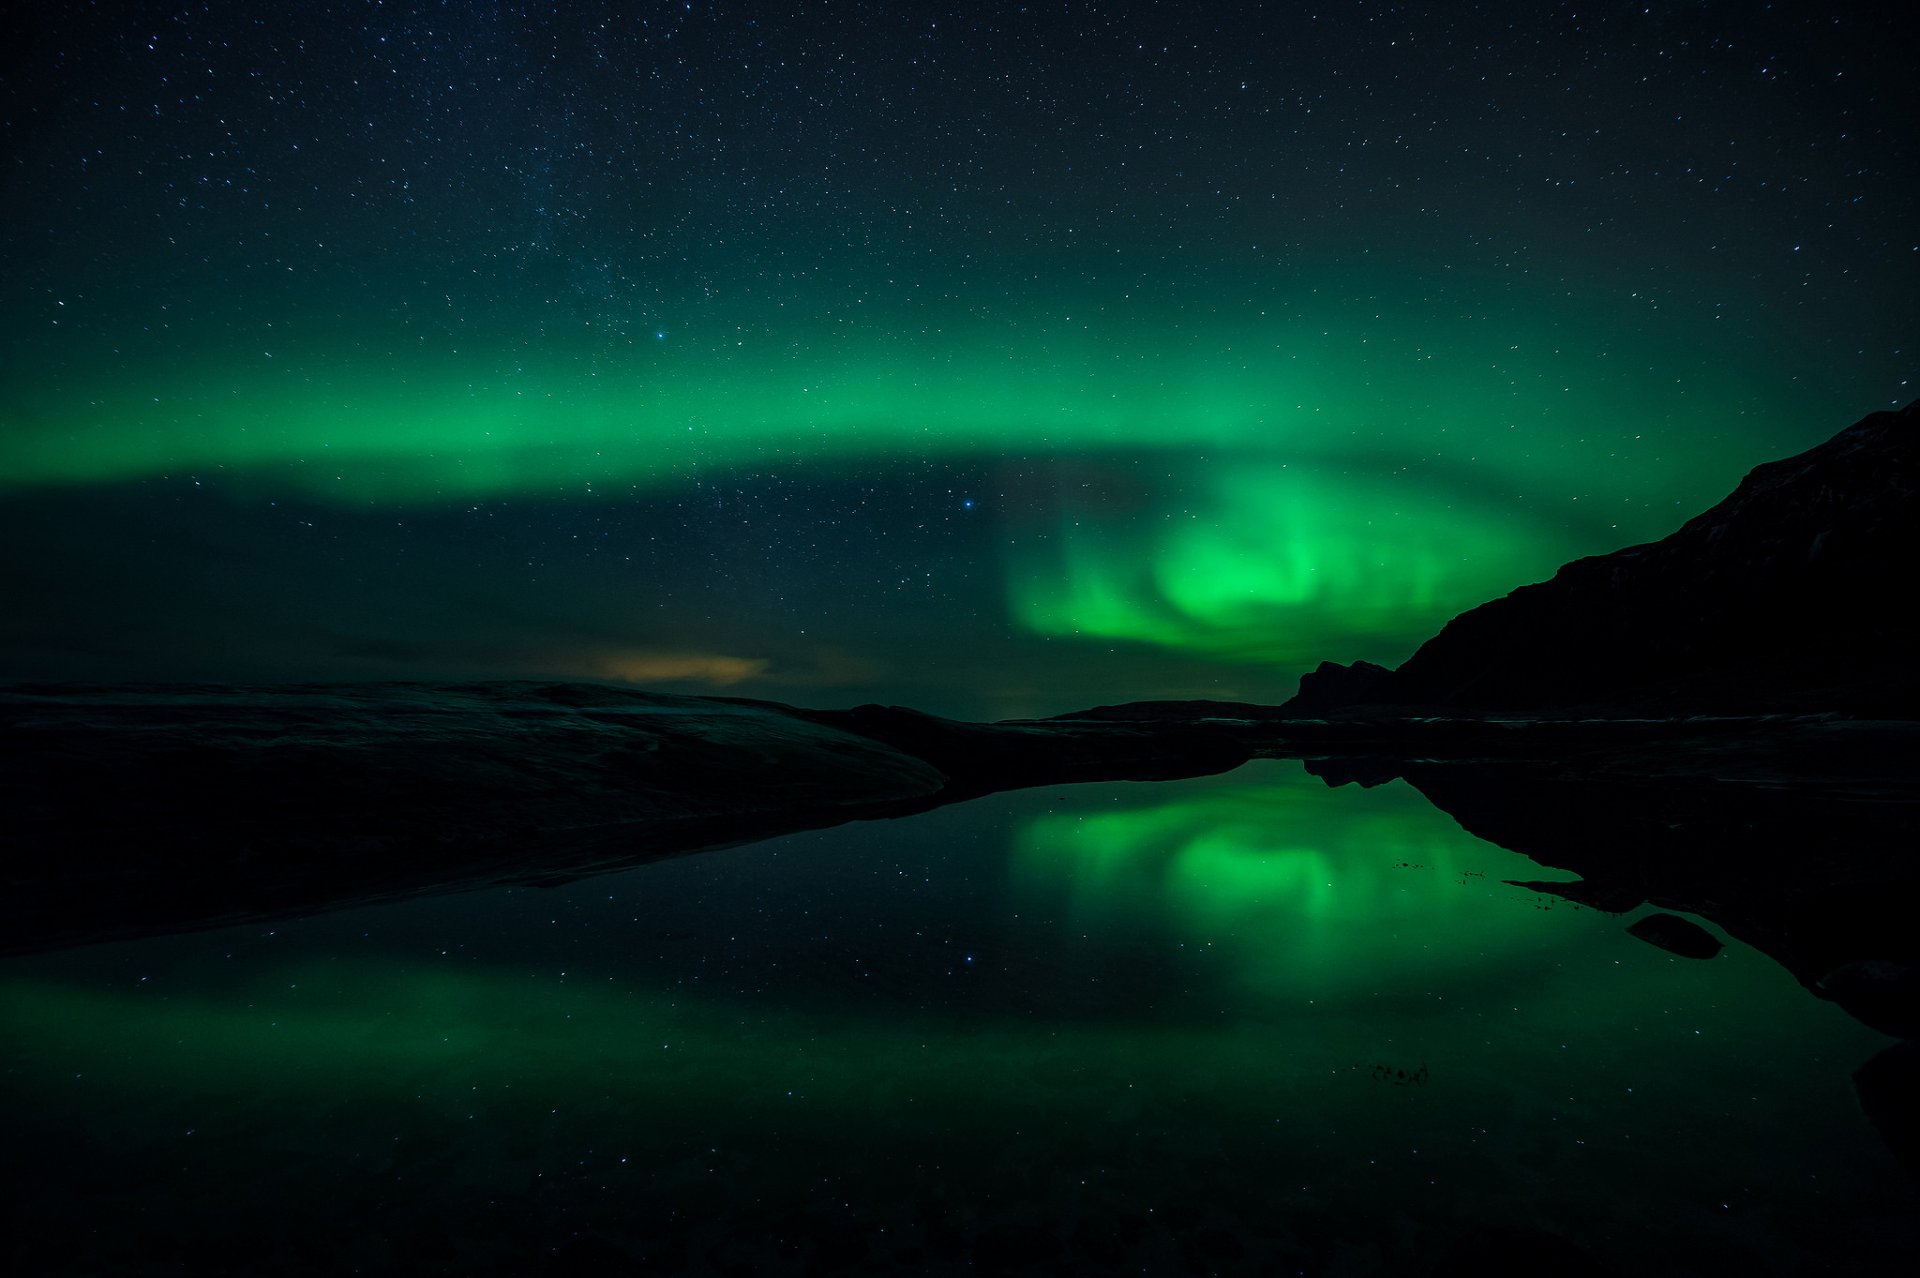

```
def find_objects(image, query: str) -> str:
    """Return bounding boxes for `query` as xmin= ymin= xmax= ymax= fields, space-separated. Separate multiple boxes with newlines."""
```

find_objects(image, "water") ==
xmin=3 ymin=761 xmax=1910 ymax=1274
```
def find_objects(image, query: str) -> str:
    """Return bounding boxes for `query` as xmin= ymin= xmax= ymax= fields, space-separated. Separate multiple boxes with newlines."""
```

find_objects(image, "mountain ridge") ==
xmin=1281 ymin=399 xmax=1920 ymax=717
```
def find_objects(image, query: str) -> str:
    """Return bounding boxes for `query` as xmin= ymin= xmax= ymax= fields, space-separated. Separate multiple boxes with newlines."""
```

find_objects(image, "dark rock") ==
xmin=1044 ymin=698 xmax=1288 ymax=722
xmin=806 ymin=701 xmax=1252 ymax=796
xmin=1627 ymin=912 xmax=1724 ymax=958
xmin=1508 ymin=879 xmax=1646 ymax=914
xmin=1854 ymin=1040 xmax=1920 ymax=1178
xmin=1820 ymin=961 xmax=1920 ymax=1039
xmin=1302 ymin=755 xmax=1401 ymax=788
xmin=1281 ymin=660 xmax=1393 ymax=717
xmin=0 ymin=682 xmax=1253 ymax=955
xmin=1402 ymin=754 xmax=1920 ymax=1004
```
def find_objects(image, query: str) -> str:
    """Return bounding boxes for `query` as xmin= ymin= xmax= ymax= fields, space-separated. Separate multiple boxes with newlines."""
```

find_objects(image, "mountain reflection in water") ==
xmin=2 ymin=760 xmax=1914 ymax=1276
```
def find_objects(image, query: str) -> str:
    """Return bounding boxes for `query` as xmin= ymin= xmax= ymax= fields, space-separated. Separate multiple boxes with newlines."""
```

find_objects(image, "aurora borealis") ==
xmin=4 ymin=3 xmax=1916 ymax=714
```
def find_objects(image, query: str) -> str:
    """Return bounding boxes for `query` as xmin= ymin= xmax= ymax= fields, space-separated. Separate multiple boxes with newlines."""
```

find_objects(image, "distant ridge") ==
xmin=1284 ymin=400 xmax=1920 ymax=717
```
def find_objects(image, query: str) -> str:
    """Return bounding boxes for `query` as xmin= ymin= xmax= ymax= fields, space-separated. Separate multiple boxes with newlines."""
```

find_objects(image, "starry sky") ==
xmin=3 ymin=1 xmax=1915 ymax=717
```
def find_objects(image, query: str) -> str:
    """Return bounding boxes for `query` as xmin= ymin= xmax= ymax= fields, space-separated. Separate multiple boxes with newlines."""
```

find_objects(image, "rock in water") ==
xmin=1627 ymin=912 xmax=1724 ymax=959
xmin=1301 ymin=755 xmax=1401 ymax=788
xmin=1854 ymin=1041 xmax=1920 ymax=1179
xmin=1819 ymin=960 xmax=1920 ymax=1039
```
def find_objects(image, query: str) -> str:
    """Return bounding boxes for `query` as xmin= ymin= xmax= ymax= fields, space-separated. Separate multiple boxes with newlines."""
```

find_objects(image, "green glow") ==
xmin=1012 ymin=765 xmax=1581 ymax=993
xmin=1010 ymin=463 xmax=1581 ymax=664
xmin=1 ymin=275 xmax=1809 ymax=507
xmin=0 ymin=265 xmax=1861 ymax=673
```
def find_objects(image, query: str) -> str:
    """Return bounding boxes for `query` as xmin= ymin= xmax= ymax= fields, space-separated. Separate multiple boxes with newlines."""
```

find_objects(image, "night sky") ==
xmin=4 ymin=2 xmax=1915 ymax=718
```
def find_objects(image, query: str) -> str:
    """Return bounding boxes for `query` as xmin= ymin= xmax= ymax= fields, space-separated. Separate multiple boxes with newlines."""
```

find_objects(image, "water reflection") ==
xmin=1011 ymin=769 xmax=1580 ymax=1000
xmin=1 ymin=762 xmax=1912 ymax=1275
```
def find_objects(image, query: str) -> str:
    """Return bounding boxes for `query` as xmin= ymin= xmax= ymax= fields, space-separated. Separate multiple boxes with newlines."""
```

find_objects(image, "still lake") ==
xmin=3 ymin=760 xmax=1911 ymax=1274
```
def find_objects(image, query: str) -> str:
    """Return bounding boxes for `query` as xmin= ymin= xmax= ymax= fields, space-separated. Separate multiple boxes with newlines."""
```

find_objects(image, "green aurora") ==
xmin=1 ymin=269 xmax=1879 ymax=682
xmin=2 ymin=275 xmax=1802 ymax=503
xmin=4 ymin=1 xmax=1913 ymax=702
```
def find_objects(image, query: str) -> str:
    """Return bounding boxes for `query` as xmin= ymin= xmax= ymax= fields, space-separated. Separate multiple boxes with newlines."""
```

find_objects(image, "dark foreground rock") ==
xmin=802 ymin=701 xmax=1252 ymax=795
xmin=1626 ymin=912 xmax=1724 ymax=959
xmin=1315 ymin=745 xmax=1920 ymax=1174
xmin=1820 ymin=962 xmax=1920 ymax=1040
xmin=1385 ymin=754 xmax=1920 ymax=1030
xmin=1855 ymin=1041 xmax=1920 ymax=1178
xmin=0 ymin=682 xmax=1254 ymax=954
xmin=0 ymin=683 xmax=935 ymax=952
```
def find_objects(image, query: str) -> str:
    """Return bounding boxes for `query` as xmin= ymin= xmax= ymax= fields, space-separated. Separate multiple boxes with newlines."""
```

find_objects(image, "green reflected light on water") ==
xmin=0 ymin=763 xmax=1909 ymax=1273
xmin=1012 ymin=771 xmax=1569 ymax=998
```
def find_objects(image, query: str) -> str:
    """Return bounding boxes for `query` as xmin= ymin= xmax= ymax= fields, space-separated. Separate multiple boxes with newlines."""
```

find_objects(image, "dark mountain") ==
xmin=1284 ymin=400 xmax=1920 ymax=716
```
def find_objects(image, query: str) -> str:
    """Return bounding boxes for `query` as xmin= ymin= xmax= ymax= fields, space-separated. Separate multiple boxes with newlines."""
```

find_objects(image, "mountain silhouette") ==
xmin=1285 ymin=400 xmax=1920 ymax=716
